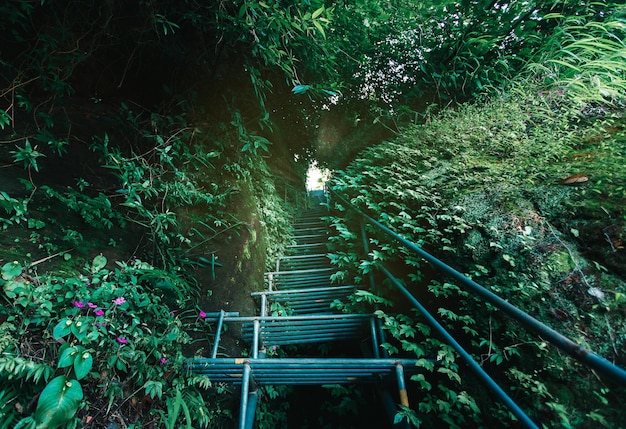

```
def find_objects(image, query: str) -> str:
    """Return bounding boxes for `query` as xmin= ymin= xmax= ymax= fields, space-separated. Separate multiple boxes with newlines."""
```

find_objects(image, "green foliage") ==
xmin=231 ymin=110 xmax=273 ymax=155
xmin=0 ymin=110 xmax=10 ymax=129
xmin=11 ymin=140 xmax=44 ymax=172
xmin=528 ymin=3 xmax=626 ymax=108
xmin=0 ymin=254 xmax=222 ymax=428
xmin=328 ymin=50 xmax=626 ymax=424
xmin=0 ymin=191 xmax=28 ymax=229
xmin=41 ymin=186 xmax=123 ymax=230
xmin=1 ymin=0 xmax=623 ymax=427
xmin=256 ymin=385 xmax=291 ymax=429
xmin=33 ymin=375 xmax=84 ymax=429
xmin=88 ymin=111 xmax=239 ymax=269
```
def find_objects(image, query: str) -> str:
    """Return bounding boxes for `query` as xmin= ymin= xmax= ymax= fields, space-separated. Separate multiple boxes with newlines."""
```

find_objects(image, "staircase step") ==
xmin=266 ymin=267 xmax=335 ymax=290
xmin=285 ymin=242 xmax=327 ymax=255
xmin=276 ymin=254 xmax=331 ymax=271
xmin=252 ymin=285 xmax=355 ymax=314
xmin=185 ymin=358 xmax=423 ymax=385
xmin=241 ymin=314 xmax=370 ymax=345
xmin=292 ymin=234 xmax=328 ymax=245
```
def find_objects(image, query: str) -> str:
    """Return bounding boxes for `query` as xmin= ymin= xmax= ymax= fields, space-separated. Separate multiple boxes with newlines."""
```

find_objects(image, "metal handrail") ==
xmin=329 ymin=189 xmax=626 ymax=383
xmin=329 ymin=188 xmax=626 ymax=428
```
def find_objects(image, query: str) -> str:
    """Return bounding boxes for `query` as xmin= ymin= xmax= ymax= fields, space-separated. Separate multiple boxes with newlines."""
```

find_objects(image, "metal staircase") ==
xmin=185 ymin=192 xmax=419 ymax=428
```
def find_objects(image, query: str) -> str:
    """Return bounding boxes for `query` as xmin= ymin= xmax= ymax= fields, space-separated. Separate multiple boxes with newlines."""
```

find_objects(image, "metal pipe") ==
xmin=265 ymin=267 xmax=334 ymax=276
xmin=225 ymin=314 xmax=370 ymax=322
xmin=370 ymin=317 xmax=380 ymax=359
xmin=395 ymin=364 xmax=409 ymax=407
xmin=379 ymin=264 xmax=539 ymax=429
xmin=239 ymin=363 xmax=251 ymax=429
xmin=211 ymin=309 xmax=226 ymax=359
xmin=187 ymin=357 xmax=424 ymax=366
xmin=362 ymin=220 xmax=389 ymax=359
xmin=251 ymin=285 xmax=354 ymax=296
xmin=252 ymin=319 xmax=260 ymax=359
xmin=278 ymin=253 xmax=328 ymax=260
xmin=260 ymin=294 xmax=267 ymax=317
xmin=243 ymin=388 xmax=258 ymax=429
xmin=330 ymin=190 xmax=626 ymax=385
xmin=245 ymin=333 xmax=359 ymax=341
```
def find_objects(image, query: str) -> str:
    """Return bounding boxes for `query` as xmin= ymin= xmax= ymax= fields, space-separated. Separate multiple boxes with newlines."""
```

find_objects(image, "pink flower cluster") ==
xmin=113 ymin=296 xmax=126 ymax=305
xmin=74 ymin=300 xmax=105 ymax=317
xmin=72 ymin=297 xmax=133 ymax=347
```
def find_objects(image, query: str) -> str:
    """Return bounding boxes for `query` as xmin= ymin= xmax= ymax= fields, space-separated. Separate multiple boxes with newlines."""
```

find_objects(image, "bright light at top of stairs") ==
xmin=306 ymin=162 xmax=331 ymax=191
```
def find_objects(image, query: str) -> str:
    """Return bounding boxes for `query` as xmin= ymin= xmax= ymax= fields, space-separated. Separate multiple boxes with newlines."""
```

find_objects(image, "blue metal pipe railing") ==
xmin=211 ymin=310 xmax=226 ymax=359
xmin=379 ymin=264 xmax=539 ymax=428
xmin=330 ymin=189 xmax=626 ymax=385
xmin=239 ymin=363 xmax=252 ymax=429
xmin=395 ymin=364 xmax=409 ymax=407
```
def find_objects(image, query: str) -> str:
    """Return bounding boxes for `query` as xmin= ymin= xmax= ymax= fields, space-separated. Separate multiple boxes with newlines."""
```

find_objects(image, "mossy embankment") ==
xmin=328 ymin=94 xmax=626 ymax=427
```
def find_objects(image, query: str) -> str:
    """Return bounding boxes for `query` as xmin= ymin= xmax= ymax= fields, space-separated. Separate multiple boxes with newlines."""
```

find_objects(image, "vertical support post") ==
xmin=211 ymin=309 xmax=226 ymax=359
xmin=361 ymin=221 xmax=389 ymax=357
xmin=252 ymin=319 xmax=260 ymax=359
xmin=376 ymin=318 xmax=389 ymax=358
xmin=243 ymin=386 xmax=258 ymax=429
xmin=260 ymin=294 xmax=268 ymax=317
xmin=395 ymin=364 xmax=409 ymax=407
xmin=268 ymin=273 xmax=274 ymax=292
xmin=360 ymin=222 xmax=377 ymax=292
xmin=239 ymin=363 xmax=251 ymax=429
xmin=369 ymin=317 xmax=380 ymax=359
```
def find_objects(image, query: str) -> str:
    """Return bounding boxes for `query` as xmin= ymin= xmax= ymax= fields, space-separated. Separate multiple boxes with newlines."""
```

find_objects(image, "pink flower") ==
xmin=95 ymin=309 xmax=104 ymax=317
xmin=160 ymin=357 xmax=167 ymax=365
xmin=88 ymin=302 xmax=97 ymax=309
xmin=96 ymin=323 xmax=106 ymax=328
xmin=116 ymin=336 xmax=128 ymax=344
xmin=199 ymin=311 xmax=206 ymax=319
xmin=74 ymin=301 xmax=85 ymax=308
xmin=113 ymin=297 xmax=126 ymax=305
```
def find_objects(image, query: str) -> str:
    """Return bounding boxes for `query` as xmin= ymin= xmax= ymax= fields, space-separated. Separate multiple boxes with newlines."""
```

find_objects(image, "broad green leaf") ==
xmin=52 ymin=318 xmax=72 ymax=340
xmin=144 ymin=380 xmax=163 ymax=399
xmin=91 ymin=254 xmax=107 ymax=273
xmin=34 ymin=375 xmax=83 ymax=429
xmin=1 ymin=261 xmax=22 ymax=280
xmin=73 ymin=351 xmax=93 ymax=380
xmin=70 ymin=318 xmax=88 ymax=341
xmin=57 ymin=346 xmax=78 ymax=368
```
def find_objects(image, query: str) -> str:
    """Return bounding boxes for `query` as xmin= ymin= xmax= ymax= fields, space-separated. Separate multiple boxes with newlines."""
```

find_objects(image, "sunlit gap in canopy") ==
xmin=306 ymin=161 xmax=331 ymax=191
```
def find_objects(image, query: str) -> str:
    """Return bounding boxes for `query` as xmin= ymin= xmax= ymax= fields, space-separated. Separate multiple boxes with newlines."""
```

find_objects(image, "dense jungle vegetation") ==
xmin=0 ymin=0 xmax=625 ymax=428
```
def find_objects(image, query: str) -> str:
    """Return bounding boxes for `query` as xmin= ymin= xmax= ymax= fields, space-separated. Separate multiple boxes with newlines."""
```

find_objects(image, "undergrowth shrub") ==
xmin=0 ymin=256 xmax=229 ymax=428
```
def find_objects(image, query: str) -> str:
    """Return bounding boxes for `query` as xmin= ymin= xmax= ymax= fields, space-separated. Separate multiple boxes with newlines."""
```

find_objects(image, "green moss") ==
xmin=546 ymin=250 xmax=578 ymax=275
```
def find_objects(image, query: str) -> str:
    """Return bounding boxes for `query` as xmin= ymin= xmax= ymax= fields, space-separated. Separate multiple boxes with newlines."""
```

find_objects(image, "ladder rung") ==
xmin=184 ymin=358 xmax=427 ymax=385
